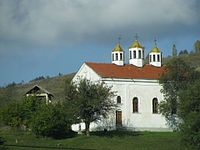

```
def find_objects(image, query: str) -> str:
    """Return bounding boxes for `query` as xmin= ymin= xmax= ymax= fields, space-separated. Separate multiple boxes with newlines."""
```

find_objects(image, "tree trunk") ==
xmin=85 ymin=122 xmax=90 ymax=136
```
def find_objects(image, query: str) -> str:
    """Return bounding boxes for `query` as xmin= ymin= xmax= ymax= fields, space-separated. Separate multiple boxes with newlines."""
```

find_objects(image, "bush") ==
xmin=30 ymin=103 xmax=74 ymax=139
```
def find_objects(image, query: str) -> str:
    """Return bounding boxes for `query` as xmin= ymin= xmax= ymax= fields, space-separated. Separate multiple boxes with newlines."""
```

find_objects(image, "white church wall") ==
xmin=71 ymin=64 xmax=170 ymax=132
xmin=103 ymin=78 xmax=169 ymax=131
xmin=72 ymin=63 xmax=101 ymax=83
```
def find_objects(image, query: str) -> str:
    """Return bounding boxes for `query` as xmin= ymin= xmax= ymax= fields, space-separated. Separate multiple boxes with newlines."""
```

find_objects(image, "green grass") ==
xmin=0 ymin=128 xmax=181 ymax=150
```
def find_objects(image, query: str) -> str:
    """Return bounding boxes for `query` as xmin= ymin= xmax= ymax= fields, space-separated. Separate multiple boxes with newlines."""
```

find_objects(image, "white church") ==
xmin=72 ymin=38 xmax=170 ymax=132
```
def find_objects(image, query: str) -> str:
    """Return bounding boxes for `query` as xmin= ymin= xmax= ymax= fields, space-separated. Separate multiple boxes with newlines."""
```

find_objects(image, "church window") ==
xmin=152 ymin=98 xmax=158 ymax=114
xmin=157 ymin=54 xmax=160 ymax=62
xmin=138 ymin=50 xmax=141 ymax=59
xmin=133 ymin=51 xmax=136 ymax=58
xmin=120 ymin=53 xmax=123 ymax=61
xmin=112 ymin=53 xmax=114 ymax=61
xmin=116 ymin=53 xmax=118 ymax=60
xmin=150 ymin=54 xmax=152 ymax=62
xmin=117 ymin=96 xmax=121 ymax=104
xmin=133 ymin=97 xmax=138 ymax=113
xmin=153 ymin=55 xmax=156 ymax=62
xmin=143 ymin=50 xmax=144 ymax=58
xmin=130 ymin=51 xmax=132 ymax=59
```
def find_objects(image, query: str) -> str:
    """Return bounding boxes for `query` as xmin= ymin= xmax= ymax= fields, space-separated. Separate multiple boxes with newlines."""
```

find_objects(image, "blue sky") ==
xmin=0 ymin=0 xmax=200 ymax=86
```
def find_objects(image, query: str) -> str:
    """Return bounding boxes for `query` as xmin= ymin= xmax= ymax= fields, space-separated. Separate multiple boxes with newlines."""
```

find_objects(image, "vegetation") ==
xmin=30 ymin=103 xmax=74 ymax=139
xmin=0 ymin=128 xmax=180 ymax=150
xmin=0 ymin=73 xmax=75 ymax=109
xmin=194 ymin=40 xmax=200 ymax=53
xmin=0 ymin=137 xmax=7 ymax=150
xmin=179 ymin=79 xmax=200 ymax=149
xmin=0 ymin=96 xmax=73 ymax=139
xmin=65 ymin=78 xmax=116 ymax=136
xmin=159 ymin=57 xmax=200 ymax=149
xmin=0 ymin=40 xmax=200 ymax=148
xmin=172 ymin=44 xmax=177 ymax=57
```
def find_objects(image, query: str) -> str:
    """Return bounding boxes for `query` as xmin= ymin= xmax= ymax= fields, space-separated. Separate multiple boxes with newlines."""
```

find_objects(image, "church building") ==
xmin=72 ymin=38 xmax=170 ymax=131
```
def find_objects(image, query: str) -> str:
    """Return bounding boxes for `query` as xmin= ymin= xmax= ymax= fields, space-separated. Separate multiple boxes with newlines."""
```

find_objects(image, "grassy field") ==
xmin=0 ymin=128 xmax=181 ymax=150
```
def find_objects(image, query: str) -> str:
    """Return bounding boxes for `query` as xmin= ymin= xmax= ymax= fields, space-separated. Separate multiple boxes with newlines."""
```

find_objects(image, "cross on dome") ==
xmin=135 ymin=33 xmax=139 ymax=41
xmin=154 ymin=38 xmax=157 ymax=47
xmin=118 ymin=35 xmax=122 ymax=44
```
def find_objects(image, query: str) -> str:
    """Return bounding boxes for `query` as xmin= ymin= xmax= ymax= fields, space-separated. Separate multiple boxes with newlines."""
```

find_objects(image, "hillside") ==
xmin=163 ymin=52 xmax=200 ymax=70
xmin=0 ymin=73 xmax=75 ymax=107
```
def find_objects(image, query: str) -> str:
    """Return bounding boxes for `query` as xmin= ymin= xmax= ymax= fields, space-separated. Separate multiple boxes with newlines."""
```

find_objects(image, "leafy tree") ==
xmin=194 ymin=40 xmax=200 ymax=53
xmin=30 ymin=103 xmax=74 ymax=138
xmin=0 ymin=96 xmax=44 ymax=129
xmin=179 ymin=49 xmax=188 ymax=56
xmin=1 ymin=102 xmax=24 ymax=128
xmin=179 ymin=79 xmax=200 ymax=149
xmin=20 ymin=96 xmax=45 ymax=127
xmin=159 ymin=57 xmax=200 ymax=148
xmin=172 ymin=44 xmax=177 ymax=57
xmin=159 ymin=57 xmax=197 ymax=130
xmin=65 ymin=78 xmax=116 ymax=136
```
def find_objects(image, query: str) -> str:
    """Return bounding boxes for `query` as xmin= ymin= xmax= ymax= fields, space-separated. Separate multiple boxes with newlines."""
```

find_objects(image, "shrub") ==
xmin=30 ymin=103 xmax=74 ymax=139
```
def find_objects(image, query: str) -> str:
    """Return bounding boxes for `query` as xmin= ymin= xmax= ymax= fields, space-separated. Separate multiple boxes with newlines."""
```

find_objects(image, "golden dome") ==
xmin=129 ymin=40 xmax=143 ymax=49
xmin=151 ymin=47 xmax=160 ymax=53
xmin=113 ymin=43 xmax=123 ymax=52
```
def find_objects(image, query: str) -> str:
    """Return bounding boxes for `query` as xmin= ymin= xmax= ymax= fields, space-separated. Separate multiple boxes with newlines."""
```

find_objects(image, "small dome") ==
xmin=151 ymin=47 xmax=160 ymax=53
xmin=113 ymin=43 xmax=123 ymax=52
xmin=129 ymin=40 xmax=143 ymax=49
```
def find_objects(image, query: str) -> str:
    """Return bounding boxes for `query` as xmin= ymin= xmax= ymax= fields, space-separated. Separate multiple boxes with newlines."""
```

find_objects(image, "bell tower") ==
xmin=129 ymin=35 xmax=144 ymax=67
xmin=149 ymin=39 xmax=162 ymax=67
xmin=112 ymin=37 xmax=124 ymax=66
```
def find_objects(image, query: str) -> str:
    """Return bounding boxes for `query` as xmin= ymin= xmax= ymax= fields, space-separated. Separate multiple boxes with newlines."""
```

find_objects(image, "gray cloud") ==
xmin=0 ymin=0 xmax=200 ymax=52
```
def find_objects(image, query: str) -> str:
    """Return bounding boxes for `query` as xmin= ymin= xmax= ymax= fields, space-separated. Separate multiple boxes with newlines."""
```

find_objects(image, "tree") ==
xmin=65 ymin=78 xmax=116 ymax=136
xmin=30 ymin=103 xmax=74 ymax=138
xmin=1 ymin=102 xmax=24 ymax=128
xmin=159 ymin=57 xmax=197 ymax=130
xmin=179 ymin=79 xmax=200 ymax=149
xmin=194 ymin=40 xmax=200 ymax=53
xmin=1 ymin=96 xmax=44 ymax=129
xmin=159 ymin=57 xmax=200 ymax=148
xmin=172 ymin=44 xmax=177 ymax=57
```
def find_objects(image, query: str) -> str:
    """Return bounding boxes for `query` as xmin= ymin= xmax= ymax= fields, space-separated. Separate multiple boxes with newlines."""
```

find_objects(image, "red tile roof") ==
xmin=85 ymin=62 xmax=166 ymax=79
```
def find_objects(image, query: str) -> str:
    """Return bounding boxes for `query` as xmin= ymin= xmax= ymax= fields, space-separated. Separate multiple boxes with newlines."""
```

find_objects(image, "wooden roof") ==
xmin=26 ymin=85 xmax=54 ymax=96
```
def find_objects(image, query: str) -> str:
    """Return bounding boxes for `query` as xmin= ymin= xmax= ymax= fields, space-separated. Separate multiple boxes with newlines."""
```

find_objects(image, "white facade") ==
xmin=72 ymin=63 xmax=170 ymax=132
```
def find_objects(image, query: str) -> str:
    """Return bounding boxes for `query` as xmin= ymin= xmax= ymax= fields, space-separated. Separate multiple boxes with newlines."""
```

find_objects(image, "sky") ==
xmin=0 ymin=0 xmax=200 ymax=86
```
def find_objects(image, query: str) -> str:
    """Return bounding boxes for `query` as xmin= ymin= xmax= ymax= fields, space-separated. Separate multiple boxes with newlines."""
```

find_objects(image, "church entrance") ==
xmin=116 ymin=110 xmax=122 ymax=127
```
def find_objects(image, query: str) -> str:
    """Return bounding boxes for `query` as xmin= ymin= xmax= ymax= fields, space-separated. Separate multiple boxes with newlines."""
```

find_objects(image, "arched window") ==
xmin=138 ymin=50 xmax=141 ymax=58
xmin=130 ymin=51 xmax=132 ymax=59
xmin=153 ymin=55 xmax=156 ymax=62
xmin=133 ymin=51 xmax=136 ymax=58
xmin=143 ymin=50 xmax=144 ymax=58
xmin=117 ymin=96 xmax=121 ymax=104
xmin=120 ymin=53 xmax=123 ymax=61
xmin=149 ymin=54 xmax=152 ymax=62
xmin=112 ymin=53 xmax=114 ymax=61
xmin=116 ymin=53 xmax=118 ymax=60
xmin=152 ymin=98 xmax=158 ymax=114
xmin=157 ymin=54 xmax=160 ymax=62
xmin=133 ymin=97 xmax=138 ymax=113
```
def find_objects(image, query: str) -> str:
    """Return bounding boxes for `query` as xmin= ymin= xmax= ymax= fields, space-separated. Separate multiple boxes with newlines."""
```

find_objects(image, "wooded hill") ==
xmin=1 ymin=52 xmax=200 ymax=108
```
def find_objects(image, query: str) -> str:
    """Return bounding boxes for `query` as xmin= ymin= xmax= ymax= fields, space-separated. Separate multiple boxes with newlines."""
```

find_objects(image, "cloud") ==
xmin=0 ymin=0 xmax=199 ymax=52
